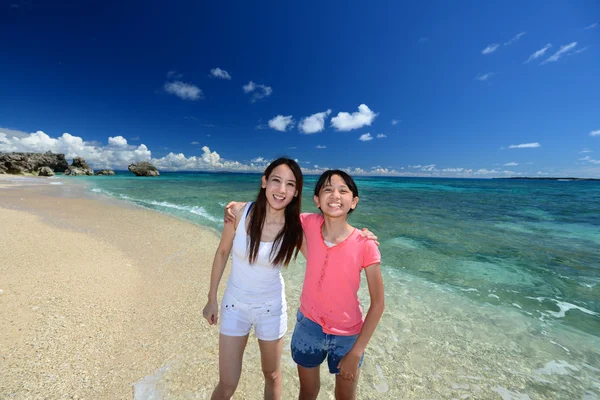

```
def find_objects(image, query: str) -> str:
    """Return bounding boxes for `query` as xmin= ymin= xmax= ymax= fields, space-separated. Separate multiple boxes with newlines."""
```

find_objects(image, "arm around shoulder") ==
xmin=224 ymin=201 xmax=248 ymax=225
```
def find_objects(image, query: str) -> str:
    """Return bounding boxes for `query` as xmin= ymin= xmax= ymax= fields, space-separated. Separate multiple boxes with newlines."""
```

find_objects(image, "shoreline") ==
xmin=0 ymin=177 xmax=231 ymax=398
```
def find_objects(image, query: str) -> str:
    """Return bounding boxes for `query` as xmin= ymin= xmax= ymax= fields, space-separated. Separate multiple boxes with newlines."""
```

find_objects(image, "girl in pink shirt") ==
xmin=292 ymin=170 xmax=385 ymax=400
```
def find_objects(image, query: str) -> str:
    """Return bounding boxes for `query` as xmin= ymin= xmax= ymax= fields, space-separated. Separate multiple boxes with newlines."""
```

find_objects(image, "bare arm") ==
xmin=224 ymin=201 xmax=248 ymax=225
xmin=338 ymin=263 xmax=385 ymax=379
xmin=351 ymin=263 xmax=385 ymax=353
xmin=202 ymin=206 xmax=241 ymax=325
xmin=299 ymin=233 xmax=307 ymax=258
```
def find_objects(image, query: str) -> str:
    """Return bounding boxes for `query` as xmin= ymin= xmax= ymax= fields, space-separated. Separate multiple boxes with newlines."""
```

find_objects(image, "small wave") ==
xmin=146 ymin=200 xmax=220 ymax=222
xmin=49 ymin=182 xmax=63 ymax=185
xmin=91 ymin=187 xmax=113 ymax=196
xmin=526 ymin=297 xmax=599 ymax=318
xmin=533 ymin=360 xmax=579 ymax=376
xmin=88 ymin=188 xmax=220 ymax=222
xmin=133 ymin=361 xmax=173 ymax=399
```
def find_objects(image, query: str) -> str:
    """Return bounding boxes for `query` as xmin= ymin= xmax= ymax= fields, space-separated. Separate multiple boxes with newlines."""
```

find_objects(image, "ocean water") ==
xmin=78 ymin=172 xmax=600 ymax=399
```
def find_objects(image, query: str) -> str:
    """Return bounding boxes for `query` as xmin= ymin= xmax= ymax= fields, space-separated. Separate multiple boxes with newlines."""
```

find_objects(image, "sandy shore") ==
xmin=0 ymin=177 xmax=260 ymax=399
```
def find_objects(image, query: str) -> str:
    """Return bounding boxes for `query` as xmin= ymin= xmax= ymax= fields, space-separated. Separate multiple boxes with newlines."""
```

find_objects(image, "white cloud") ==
xmin=580 ymin=149 xmax=592 ymax=153
xmin=166 ymin=70 xmax=183 ymax=79
xmin=0 ymin=127 xmax=30 ymax=139
xmin=541 ymin=42 xmax=577 ymax=64
xmin=316 ymin=145 xmax=326 ymax=149
xmin=570 ymin=46 xmax=590 ymax=56
xmin=191 ymin=141 xmax=200 ymax=145
xmin=442 ymin=168 xmax=464 ymax=172
xmin=391 ymin=119 xmax=400 ymax=125
xmin=210 ymin=67 xmax=231 ymax=80
xmin=584 ymin=22 xmax=598 ymax=30
xmin=358 ymin=133 xmax=373 ymax=142
xmin=589 ymin=130 xmax=600 ymax=137
xmin=476 ymin=72 xmax=494 ymax=81
xmin=525 ymin=44 xmax=552 ymax=63
xmin=130 ymin=136 xmax=140 ymax=141
xmin=243 ymin=81 xmax=272 ymax=102
xmin=164 ymin=81 xmax=203 ymax=100
xmin=508 ymin=142 xmax=540 ymax=148
xmin=504 ymin=32 xmax=526 ymax=46
xmin=0 ymin=128 xmax=567 ymax=178
xmin=579 ymin=156 xmax=600 ymax=164
xmin=108 ymin=136 xmax=128 ymax=147
xmin=268 ymin=115 xmax=294 ymax=132
xmin=299 ymin=110 xmax=332 ymax=134
xmin=242 ymin=81 xmax=256 ymax=93
xmin=504 ymin=162 xmax=519 ymax=166
xmin=482 ymin=44 xmax=499 ymax=54
xmin=0 ymin=130 xmax=152 ymax=169
xmin=331 ymin=104 xmax=377 ymax=131
xmin=376 ymin=134 xmax=387 ymax=139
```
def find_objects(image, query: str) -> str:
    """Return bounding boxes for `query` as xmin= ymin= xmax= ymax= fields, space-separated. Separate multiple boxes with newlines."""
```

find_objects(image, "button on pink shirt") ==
xmin=299 ymin=213 xmax=381 ymax=335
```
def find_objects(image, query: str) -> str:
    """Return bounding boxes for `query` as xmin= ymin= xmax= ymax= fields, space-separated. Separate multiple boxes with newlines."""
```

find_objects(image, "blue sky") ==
xmin=1 ymin=1 xmax=599 ymax=177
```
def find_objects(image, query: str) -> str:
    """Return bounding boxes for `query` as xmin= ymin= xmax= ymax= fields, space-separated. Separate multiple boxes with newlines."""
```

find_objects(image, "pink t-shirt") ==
xmin=299 ymin=213 xmax=381 ymax=335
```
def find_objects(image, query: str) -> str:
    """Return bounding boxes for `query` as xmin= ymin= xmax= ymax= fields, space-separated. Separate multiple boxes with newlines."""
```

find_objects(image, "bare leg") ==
xmin=211 ymin=334 xmax=249 ymax=400
xmin=258 ymin=337 xmax=284 ymax=400
xmin=297 ymin=365 xmax=320 ymax=400
xmin=334 ymin=370 xmax=360 ymax=400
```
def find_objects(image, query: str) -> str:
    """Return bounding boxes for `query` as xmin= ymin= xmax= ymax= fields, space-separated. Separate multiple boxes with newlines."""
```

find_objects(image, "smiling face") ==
xmin=314 ymin=174 xmax=358 ymax=218
xmin=261 ymin=164 xmax=299 ymax=211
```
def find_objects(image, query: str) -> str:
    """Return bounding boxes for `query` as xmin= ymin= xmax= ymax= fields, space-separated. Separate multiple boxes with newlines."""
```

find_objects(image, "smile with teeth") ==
xmin=273 ymin=194 xmax=286 ymax=201
xmin=327 ymin=203 xmax=342 ymax=208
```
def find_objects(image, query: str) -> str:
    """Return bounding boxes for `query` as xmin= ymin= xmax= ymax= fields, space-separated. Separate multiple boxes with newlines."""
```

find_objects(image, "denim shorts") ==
xmin=291 ymin=309 xmax=364 ymax=374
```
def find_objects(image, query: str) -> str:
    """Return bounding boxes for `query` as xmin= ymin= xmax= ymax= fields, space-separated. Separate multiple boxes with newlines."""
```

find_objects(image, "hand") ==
xmin=338 ymin=350 xmax=361 ymax=381
xmin=223 ymin=201 xmax=237 ymax=225
xmin=203 ymin=301 xmax=219 ymax=325
xmin=360 ymin=228 xmax=379 ymax=246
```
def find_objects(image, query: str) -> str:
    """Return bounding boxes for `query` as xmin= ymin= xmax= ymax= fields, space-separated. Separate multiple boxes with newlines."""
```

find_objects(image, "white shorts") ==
xmin=219 ymin=291 xmax=287 ymax=341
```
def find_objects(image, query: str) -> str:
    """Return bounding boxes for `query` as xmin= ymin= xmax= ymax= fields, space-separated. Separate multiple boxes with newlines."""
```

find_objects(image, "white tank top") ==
xmin=224 ymin=202 xmax=286 ymax=305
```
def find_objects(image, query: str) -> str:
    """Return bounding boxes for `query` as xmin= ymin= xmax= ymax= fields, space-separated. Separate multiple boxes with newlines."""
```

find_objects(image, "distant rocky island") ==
xmin=494 ymin=177 xmax=599 ymax=181
xmin=0 ymin=151 xmax=159 ymax=177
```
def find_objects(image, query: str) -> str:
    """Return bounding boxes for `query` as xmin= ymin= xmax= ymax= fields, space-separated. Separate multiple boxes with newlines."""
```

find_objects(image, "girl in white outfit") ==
xmin=203 ymin=157 xmax=304 ymax=400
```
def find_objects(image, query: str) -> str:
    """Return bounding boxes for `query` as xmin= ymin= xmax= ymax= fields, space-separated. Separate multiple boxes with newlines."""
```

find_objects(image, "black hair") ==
xmin=247 ymin=157 xmax=304 ymax=266
xmin=313 ymin=169 xmax=359 ymax=215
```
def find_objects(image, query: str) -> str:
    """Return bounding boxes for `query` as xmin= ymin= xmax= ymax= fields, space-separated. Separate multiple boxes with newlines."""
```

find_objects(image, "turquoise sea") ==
xmin=79 ymin=172 xmax=600 ymax=399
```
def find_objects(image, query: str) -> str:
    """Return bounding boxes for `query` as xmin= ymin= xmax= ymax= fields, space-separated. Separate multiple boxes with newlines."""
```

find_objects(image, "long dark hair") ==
xmin=247 ymin=157 xmax=304 ymax=267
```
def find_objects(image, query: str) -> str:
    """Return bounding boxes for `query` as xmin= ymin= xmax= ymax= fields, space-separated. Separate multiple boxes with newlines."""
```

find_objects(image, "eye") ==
xmin=323 ymin=188 xmax=332 ymax=192
xmin=271 ymin=178 xmax=280 ymax=183
xmin=287 ymin=182 xmax=295 ymax=187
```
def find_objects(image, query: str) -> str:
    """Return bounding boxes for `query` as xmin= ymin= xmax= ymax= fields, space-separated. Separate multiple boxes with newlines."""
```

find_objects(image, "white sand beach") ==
xmin=0 ymin=177 xmax=244 ymax=398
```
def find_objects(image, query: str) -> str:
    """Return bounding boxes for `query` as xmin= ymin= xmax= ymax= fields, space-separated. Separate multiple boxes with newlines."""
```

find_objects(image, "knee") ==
xmin=262 ymin=367 xmax=281 ymax=384
xmin=299 ymin=383 xmax=320 ymax=400
xmin=216 ymin=380 xmax=238 ymax=399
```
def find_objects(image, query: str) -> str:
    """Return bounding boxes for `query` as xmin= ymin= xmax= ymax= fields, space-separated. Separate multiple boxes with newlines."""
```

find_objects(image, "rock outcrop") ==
xmin=64 ymin=157 xmax=94 ymax=176
xmin=128 ymin=162 xmax=159 ymax=177
xmin=37 ymin=166 xmax=55 ymax=176
xmin=0 ymin=152 xmax=69 ymax=175
xmin=95 ymin=169 xmax=115 ymax=176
